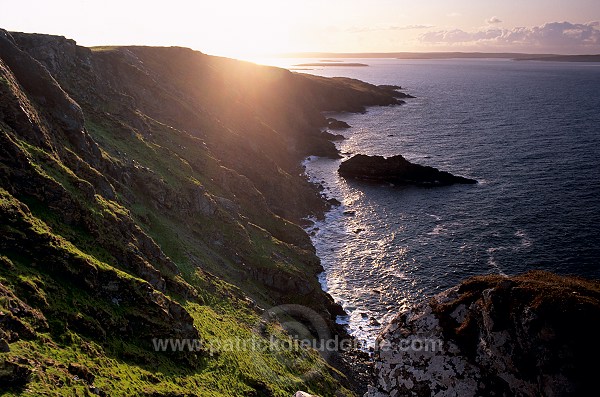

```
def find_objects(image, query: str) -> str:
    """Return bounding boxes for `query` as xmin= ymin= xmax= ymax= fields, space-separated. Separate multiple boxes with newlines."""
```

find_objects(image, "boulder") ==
xmin=0 ymin=359 xmax=31 ymax=388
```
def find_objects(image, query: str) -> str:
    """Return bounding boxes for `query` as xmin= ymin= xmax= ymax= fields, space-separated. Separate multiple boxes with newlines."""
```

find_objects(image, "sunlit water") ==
xmin=281 ymin=58 xmax=600 ymax=346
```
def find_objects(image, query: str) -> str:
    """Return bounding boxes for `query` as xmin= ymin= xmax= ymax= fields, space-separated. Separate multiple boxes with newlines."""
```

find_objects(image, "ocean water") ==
xmin=287 ymin=58 xmax=600 ymax=345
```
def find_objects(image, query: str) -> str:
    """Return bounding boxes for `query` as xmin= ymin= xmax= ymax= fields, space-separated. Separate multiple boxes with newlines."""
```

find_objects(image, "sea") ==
xmin=268 ymin=58 xmax=600 ymax=346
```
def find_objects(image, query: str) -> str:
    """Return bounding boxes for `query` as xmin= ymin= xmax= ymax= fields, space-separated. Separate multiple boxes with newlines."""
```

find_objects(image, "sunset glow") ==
xmin=1 ymin=0 xmax=599 ymax=58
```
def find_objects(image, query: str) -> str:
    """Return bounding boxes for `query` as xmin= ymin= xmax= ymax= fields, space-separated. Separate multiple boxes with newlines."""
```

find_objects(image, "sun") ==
xmin=196 ymin=0 xmax=294 ymax=60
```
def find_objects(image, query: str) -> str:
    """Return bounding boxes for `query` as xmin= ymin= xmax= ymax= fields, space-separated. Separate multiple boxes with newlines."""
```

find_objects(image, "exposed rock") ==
xmin=299 ymin=75 xmax=405 ymax=113
xmin=369 ymin=271 xmax=600 ymax=396
xmin=378 ymin=84 xmax=416 ymax=99
xmin=0 ymin=29 xmax=414 ymax=395
xmin=300 ymin=135 xmax=342 ymax=158
xmin=0 ymin=359 xmax=32 ymax=389
xmin=0 ymin=282 xmax=47 ymax=340
xmin=0 ymin=192 xmax=201 ymax=358
xmin=327 ymin=198 xmax=342 ymax=206
xmin=0 ymin=338 xmax=9 ymax=352
xmin=321 ymin=131 xmax=346 ymax=141
xmin=326 ymin=118 xmax=351 ymax=130
xmin=68 ymin=362 xmax=95 ymax=384
xmin=339 ymin=154 xmax=477 ymax=186
xmin=294 ymin=392 xmax=319 ymax=397
xmin=0 ymin=29 xmax=84 ymax=134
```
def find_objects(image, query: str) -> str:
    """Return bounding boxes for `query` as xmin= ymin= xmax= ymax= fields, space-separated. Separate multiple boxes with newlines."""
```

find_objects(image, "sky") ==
xmin=1 ymin=0 xmax=599 ymax=58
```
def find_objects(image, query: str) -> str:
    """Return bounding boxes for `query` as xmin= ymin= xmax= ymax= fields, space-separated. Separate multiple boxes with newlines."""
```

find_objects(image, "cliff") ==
xmin=0 ymin=29 xmax=402 ymax=396
xmin=369 ymin=271 xmax=600 ymax=396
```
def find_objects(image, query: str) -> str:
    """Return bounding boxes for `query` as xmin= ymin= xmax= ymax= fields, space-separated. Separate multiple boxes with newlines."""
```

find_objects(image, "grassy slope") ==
xmin=0 ymin=145 xmax=349 ymax=397
xmin=1 ymin=32 xmax=377 ymax=396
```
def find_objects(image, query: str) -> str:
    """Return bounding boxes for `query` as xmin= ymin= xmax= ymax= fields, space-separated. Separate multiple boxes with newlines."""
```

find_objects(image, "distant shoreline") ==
xmin=293 ymin=62 xmax=369 ymax=67
xmin=283 ymin=52 xmax=600 ymax=62
xmin=514 ymin=55 xmax=600 ymax=62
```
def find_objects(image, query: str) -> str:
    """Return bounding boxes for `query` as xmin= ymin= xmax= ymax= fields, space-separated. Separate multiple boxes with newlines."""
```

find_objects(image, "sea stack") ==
xmin=338 ymin=154 xmax=477 ymax=186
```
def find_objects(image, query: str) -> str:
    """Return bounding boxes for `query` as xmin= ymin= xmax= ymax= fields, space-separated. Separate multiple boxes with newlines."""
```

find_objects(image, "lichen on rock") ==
xmin=369 ymin=271 xmax=600 ymax=396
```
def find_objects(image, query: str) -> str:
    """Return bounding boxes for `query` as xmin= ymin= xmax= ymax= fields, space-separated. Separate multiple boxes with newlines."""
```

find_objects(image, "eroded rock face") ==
xmin=369 ymin=271 xmax=600 ymax=397
xmin=0 ymin=30 xmax=84 ymax=134
xmin=339 ymin=154 xmax=477 ymax=186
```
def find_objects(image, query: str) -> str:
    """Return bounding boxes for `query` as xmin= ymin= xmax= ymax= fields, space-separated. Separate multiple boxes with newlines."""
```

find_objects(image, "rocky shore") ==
xmin=3 ymin=28 xmax=598 ymax=397
xmin=368 ymin=271 xmax=600 ymax=396
xmin=0 ymin=28 xmax=406 ymax=396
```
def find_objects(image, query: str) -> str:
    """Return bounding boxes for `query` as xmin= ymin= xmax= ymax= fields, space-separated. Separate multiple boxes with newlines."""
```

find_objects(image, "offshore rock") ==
xmin=369 ymin=271 xmax=600 ymax=396
xmin=326 ymin=118 xmax=351 ymax=130
xmin=339 ymin=154 xmax=477 ymax=186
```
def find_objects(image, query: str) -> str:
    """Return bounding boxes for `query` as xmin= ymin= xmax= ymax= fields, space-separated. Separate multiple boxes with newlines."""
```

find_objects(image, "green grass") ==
xmin=1 ymin=187 xmax=351 ymax=396
xmin=0 ymin=58 xmax=356 ymax=395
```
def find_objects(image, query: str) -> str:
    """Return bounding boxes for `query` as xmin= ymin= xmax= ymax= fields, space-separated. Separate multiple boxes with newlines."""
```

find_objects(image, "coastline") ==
xmin=0 ymin=29 xmax=411 ymax=396
xmin=298 ymin=92 xmax=413 ymax=393
xmin=3 ymin=26 xmax=600 ymax=397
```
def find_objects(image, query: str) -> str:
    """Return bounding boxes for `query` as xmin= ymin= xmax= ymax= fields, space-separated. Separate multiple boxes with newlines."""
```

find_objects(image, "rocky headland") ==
xmin=2 ymin=27 xmax=598 ymax=397
xmin=0 ymin=28 xmax=404 ymax=396
xmin=368 ymin=271 xmax=600 ymax=397
xmin=338 ymin=154 xmax=477 ymax=186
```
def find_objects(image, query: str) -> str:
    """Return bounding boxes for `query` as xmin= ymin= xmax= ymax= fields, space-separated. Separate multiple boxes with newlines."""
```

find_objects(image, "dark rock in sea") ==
xmin=377 ymin=84 xmax=416 ymax=99
xmin=338 ymin=154 xmax=477 ymax=186
xmin=300 ymin=135 xmax=341 ymax=158
xmin=327 ymin=198 xmax=342 ymax=206
xmin=353 ymin=228 xmax=364 ymax=234
xmin=378 ymin=84 xmax=402 ymax=90
xmin=321 ymin=131 xmax=345 ymax=141
xmin=368 ymin=271 xmax=600 ymax=397
xmin=343 ymin=210 xmax=356 ymax=216
xmin=327 ymin=118 xmax=351 ymax=130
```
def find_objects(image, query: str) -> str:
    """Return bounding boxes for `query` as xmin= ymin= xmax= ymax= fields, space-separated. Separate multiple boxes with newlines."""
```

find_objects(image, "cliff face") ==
xmin=369 ymin=271 xmax=600 ymax=397
xmin=0 ymin=29 xmax=401 ymax=396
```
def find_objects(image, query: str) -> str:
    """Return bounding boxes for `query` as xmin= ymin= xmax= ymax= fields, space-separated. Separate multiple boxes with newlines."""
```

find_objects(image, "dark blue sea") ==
xmin=279 ymin=58 xmax=600 ymax=344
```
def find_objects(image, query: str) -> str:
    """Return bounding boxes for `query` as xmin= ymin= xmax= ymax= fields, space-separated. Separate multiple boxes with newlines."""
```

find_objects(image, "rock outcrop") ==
xmin=339 ymin=154 xmax=477 ymax=186
xmin=368 ymin=271 xmax=600 ymax=396
xmin=327 ymin=118 xmax=351 ymax=130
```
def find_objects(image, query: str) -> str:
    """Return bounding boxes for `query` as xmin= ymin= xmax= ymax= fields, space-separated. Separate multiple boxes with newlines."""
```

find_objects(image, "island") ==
xmin=293 ymin=62 xmax=369 ymax=67
xmin=338 ymin=154 xmax=477 ymax=186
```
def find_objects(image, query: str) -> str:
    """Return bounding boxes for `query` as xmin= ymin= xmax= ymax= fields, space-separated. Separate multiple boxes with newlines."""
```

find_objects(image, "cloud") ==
xmin=349 ymin=24 xmax=434 ymax=33
xmin=487 ymin=16 xmax=502 ymax=25
xmin=420 ymin=21 xmax=600 ymax=51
